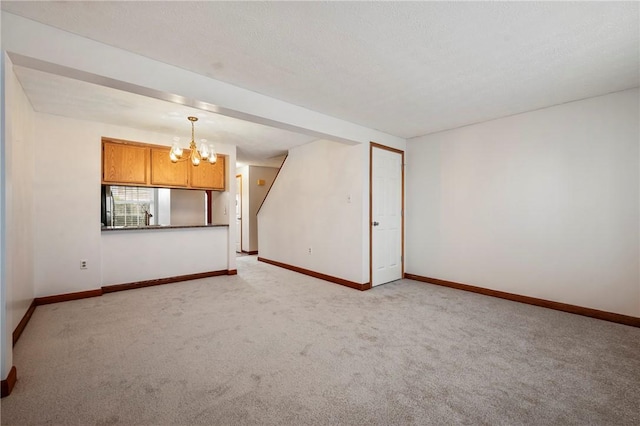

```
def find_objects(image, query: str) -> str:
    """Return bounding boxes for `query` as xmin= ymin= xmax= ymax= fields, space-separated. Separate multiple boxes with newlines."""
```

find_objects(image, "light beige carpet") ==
xmin=1 ymin=256 xmax=639 ymax=425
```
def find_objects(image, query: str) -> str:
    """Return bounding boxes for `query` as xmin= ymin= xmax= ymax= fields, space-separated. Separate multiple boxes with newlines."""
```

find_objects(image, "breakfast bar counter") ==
xmin=101 ymin=224 xmax=230 ymax=286
xmin=101 ymin=224 xmax=229 ymax=231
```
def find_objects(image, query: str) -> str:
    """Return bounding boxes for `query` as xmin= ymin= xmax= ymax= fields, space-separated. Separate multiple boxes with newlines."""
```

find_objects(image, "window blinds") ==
xmin=111 ymin=186 xmax=154 ymax=227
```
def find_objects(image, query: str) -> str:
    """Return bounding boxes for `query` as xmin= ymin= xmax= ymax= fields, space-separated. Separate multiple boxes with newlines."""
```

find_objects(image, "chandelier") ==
xmin=169 ymin=116 xmax=217 ymax=166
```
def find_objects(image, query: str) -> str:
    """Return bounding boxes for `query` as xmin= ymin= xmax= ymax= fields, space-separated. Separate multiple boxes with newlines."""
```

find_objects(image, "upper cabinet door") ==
xmin=102 ymin=139 xmax=226 ymax=190
xmin=102 ymin=142 xmax=149 ymax=185
xmin=150 ymin=147 xmax=189 ymax=187
xmin=190 ymin=155 xmax=226 ymax=190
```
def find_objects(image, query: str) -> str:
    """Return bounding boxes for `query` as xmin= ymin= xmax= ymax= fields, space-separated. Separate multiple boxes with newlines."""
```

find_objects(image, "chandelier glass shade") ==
xmin=169 ymin=116 xmax=217 ymax=166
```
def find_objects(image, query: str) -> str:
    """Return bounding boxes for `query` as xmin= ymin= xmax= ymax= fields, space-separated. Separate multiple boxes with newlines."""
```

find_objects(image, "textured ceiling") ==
xmin=2 ymin=1 xmax=639 ymax=139
xmin=13 ymin=66 xmax=315 ymax=165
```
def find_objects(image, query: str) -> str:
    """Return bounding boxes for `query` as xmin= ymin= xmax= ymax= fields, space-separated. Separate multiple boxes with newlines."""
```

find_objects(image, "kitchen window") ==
xmin=110 ymin=186 xmax=155 ymax=227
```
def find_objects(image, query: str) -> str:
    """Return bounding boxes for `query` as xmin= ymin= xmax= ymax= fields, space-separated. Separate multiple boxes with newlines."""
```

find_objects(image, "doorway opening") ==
xmin=236 ymin=174 xmax=243 ymax=254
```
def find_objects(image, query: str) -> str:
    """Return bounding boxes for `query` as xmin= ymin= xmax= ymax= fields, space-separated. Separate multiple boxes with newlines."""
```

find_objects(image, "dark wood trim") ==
xmin=102 ymin=270 xmax=227 ymax=293
xmin=369 ymin=144 xmax=373 ymax=288
xmin=205 ymin=189 xmax=213 ymax=225
xmin=256 ymin=155 xmax=288 ymax=215
xmin=370 ymin=142 xmax=405 ymax=155
xmin=12 ymin=272 xmax=232 ymax=347
xmin=35 ymin=289 xmax=103 ymax=306
xmin=369 ymin=142 xmax=405 ymax=287
xmin=33 ymin=270 xmax=230 ymax=302
xmin=13 ymin=299 xmax=36 ymax=346
xmin=242 ymin=250 xmax=258 ymax=255
xmin=404 ymin=273 xmax=640 ymax=328
xmin=258 ymin=257 xmax=370 ymax=291
xmin=1 ymin=366 xmax=17 ymax=398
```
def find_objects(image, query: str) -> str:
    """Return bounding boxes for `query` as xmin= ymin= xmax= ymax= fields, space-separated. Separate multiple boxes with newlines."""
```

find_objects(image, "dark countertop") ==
xmin=102 ymin=224 xmax=229 ymax=232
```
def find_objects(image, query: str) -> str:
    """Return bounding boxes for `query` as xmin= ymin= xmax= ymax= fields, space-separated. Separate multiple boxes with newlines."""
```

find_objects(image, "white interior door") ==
xmin=371 ymin=145 xmax=403 ymax=286
xmin=235 ymin=175 xmax=242 ymax=253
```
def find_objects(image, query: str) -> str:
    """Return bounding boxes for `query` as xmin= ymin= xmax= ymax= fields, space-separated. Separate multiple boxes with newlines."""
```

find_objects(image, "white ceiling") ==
xmin=12 ymin=65 xmax=315 ymax=166
xmin=2 ymin=1 xmax=638 ymax=145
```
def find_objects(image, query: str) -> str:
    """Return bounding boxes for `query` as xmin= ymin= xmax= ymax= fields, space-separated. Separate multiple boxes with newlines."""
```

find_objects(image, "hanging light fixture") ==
xmin=169 ymin=116 xmax=217 ymax=166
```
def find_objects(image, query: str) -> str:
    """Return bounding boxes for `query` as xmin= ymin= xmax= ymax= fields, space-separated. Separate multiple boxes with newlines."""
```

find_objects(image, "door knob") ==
xmin=373 ymin=221 xmax=379 ymax=226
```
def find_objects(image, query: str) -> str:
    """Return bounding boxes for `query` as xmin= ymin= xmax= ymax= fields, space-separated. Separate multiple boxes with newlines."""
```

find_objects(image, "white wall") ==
xmin=0 ymin=52 xmax=35 ymax=379
xmin=242 ymin=166 xmax=278 ymax=252
xmin=102 ymin=227 xmax=228 ymax=285
xmin=210 ymin=190 xmax=230 ymax=225
xmin=406 ymin=89 xmax=639 ymax=317
xmin=5 ymin=55 xmax=35 ymax=327
xmin=0 ymin=51 xmax=8 ymax=386
xmin=258 ymin=140 xmax=367 ymax=284
xmin=2 ymin=53 xmax=36 ymax=380
xmin=5 ymin=59 xmax=35 ymax=333
xmin=156 ymin=188 xmax=171 ymax=225
xmin=170 ymin=189 xmax=206 ymax=226
xmin=32 ymin=113 xmax=236 ymax=297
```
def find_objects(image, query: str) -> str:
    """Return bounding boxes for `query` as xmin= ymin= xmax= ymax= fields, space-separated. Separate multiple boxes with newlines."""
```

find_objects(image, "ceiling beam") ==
xmin=1 ymin=13 xmax=406 ymax=150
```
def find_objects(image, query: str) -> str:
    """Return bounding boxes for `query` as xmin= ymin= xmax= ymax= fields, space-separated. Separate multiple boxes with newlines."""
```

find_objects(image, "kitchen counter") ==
xmin=101 ymin=225 xmax=229 ymax=285
xmin=101 ymin=224 xmax=229 ymax=231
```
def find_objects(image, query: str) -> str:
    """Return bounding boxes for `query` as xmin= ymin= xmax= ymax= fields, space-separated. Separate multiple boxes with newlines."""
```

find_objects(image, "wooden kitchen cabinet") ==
xmin=150 ymin=147 xmax=189 ymax=187
xmin=102 ymin=138 xmax=225 ymax=190
xmin=102 ymin=141 xmax=149 ymax=185
xmin=190 ymin=155 xmax=226 ymax=190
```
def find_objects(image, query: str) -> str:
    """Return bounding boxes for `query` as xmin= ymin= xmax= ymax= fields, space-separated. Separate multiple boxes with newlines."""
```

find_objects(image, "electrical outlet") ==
xmin=80 ymin=260 xmax=88 ymax=269
xmin=308 ymin=247 xmax=312 ymax=254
